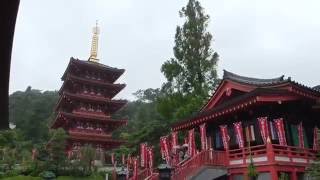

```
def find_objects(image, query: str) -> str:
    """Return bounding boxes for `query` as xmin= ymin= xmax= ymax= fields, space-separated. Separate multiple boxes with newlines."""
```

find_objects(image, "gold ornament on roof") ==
xmin=89 ymin=20 xmax=100 ymax=63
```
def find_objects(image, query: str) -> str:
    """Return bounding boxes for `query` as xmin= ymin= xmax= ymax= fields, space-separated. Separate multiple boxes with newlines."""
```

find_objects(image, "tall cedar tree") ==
xmin=158 ymin=0 xmax=219 ymax=121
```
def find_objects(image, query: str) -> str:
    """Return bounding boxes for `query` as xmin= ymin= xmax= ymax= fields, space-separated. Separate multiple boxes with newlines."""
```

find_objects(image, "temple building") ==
xmin=166 ymin=70 xmax=320 ymax=180
xmin=51 ymin=24 xmax=127 ymax=159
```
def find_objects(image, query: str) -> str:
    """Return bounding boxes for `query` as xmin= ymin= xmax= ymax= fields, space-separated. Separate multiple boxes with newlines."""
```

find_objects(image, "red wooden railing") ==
xmin=229 ymin=145 xmax=267 ymax=159
xmin=137 ymin=168 xmax=149 ymax=180
xmin=227 ymin=143 xmax=317 ymax=166
xmin=145 ymin=172 xmax=159 ymax=180
xmin=272 ymin=144 xmax=317 ymax=160
xmin=172 ymin=149 xmax=226 ymax=180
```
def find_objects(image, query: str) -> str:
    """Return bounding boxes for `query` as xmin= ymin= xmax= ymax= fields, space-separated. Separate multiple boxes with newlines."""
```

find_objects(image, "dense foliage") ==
xmin=158 ymin=0 xmax=219 ymax=121
xmin=9 ymin=86 xmax=59 ymax=144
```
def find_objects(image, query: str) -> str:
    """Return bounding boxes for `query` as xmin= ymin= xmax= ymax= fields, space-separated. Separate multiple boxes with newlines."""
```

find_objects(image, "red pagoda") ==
xmin=51 ymin=24 xmax=127 ymax=159
xmin=157 ymin=70 xmax=320 ymax=180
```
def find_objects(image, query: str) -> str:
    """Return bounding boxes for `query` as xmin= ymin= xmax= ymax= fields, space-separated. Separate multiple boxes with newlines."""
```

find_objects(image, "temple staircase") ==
xmin=172 ymin=149 xmax=227 ymax=180
xmin=188 ymin=166 xmax=227 ymax=180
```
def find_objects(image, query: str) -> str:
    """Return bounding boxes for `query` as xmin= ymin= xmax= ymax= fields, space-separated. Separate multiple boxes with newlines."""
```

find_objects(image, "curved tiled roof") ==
xmin=223 ymin=70 xmax=286 ymax=85
xmin=313 ymin=85 xmax=320 ymax=92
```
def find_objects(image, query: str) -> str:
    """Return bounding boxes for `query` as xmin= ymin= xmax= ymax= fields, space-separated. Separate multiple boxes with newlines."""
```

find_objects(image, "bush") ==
xmin=39 ymin=171 xmax=56 ymax=180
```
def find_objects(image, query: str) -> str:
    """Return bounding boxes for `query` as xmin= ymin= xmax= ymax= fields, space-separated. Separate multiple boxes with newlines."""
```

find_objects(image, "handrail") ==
xmin=145 ymin=173 xmax=159 ymax=180
xmin=172 ymin=149 xmax=226 ymax=180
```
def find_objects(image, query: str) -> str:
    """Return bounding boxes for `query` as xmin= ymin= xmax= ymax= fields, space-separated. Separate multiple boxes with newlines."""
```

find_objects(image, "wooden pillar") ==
xmin=225 ymin=148 xmax=230 ymax=166
xmin=291 ymin=169 xmax=298 ymax=180
xmin=270 ymin=167 xmax=278 ymax=180
xmin=266 ymin=137 xmax=275 ymax=163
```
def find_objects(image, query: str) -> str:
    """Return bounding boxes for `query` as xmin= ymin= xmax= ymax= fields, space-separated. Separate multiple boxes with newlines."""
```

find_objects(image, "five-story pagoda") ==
xmin=51 ymin=23 xmax=127 ymax=158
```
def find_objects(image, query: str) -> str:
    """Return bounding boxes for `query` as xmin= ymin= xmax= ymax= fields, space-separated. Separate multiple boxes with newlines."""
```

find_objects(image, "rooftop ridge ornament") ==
xmin=89 ymin=20 xmax=100 ymax=63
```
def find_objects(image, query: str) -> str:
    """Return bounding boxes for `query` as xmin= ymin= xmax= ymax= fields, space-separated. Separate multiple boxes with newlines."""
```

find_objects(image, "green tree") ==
xmin=9 ymin=86 xmax=59 ymax=144
xmin=79 ymin=145 xmax=96 ymax=174
xmin=158 ymin=0 xmax=219 ymax=121
xmin=47 ymin=128 xmax=68 ymax=174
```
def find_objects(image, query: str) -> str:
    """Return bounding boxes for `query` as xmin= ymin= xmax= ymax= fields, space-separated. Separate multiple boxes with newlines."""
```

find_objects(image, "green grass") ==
xmin=2 ymin=176 xmax=41 ymax=180
xmin=2 ymin=175 xmax=104 ymax=180
xmin=57 ymin=175 xmax=104 ymax=180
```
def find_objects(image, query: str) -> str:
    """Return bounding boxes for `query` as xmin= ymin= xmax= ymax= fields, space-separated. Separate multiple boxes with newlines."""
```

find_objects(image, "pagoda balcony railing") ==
xmin=172 ymin=149 xmax=226 ymax=180
xmin=227 ymin=143 xmax=317 ymax=167
xmin=69 ymin=128 xmax=108 ymax=135
xmin=73 ymin=110 xmax=109 ymax=118
xmin=68 ymin=74 xmax=123 ymax=88
xmin=68 ymin=129 xmax=111 ymax=138
xmin=77 ymin=91 xmax=105 ymax=98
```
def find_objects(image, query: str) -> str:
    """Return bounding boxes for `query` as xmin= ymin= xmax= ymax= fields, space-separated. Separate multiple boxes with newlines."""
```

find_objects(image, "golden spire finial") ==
xmin=89 ymin=20 xmax=100 ymax=63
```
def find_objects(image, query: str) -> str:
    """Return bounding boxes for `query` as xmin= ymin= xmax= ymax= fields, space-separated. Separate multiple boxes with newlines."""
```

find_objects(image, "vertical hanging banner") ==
xmin=274 ymin=118 xmax=287 ymax=146
xmin=313 ymin=127 xmax=319 ymax=150
xmin=188 ymin=129 xmax=196 ymax=157
xmin=32 ymin=148 xmax=37 ymax=160
xmin=171 ymin=131 xmax=179 ymax=166
xmin=111 ymin=153 xmax=115 ymax=165
xmin=298 ymin=122 xmax=305 ymax=148
xmin=126 ymin=154 xmax=130 ymax=180
xmin=122 ymin=154 xmax=125 ymax=165
xmin=133 ymin=158 xmax=138 ymax=180
xmin=160 ymin=137 xmax=165 ymax=160
xmin=233 ymin=122 xmax=244 ymax=148
xmin=258 ymin=117 xmax=269 ymax=144
xmin=140 ymin=143 xmax=147 ymax=168
xmin=171 ymin=131 xmax=178 ymax=152
xmin=160 ymin=136 xmax=170 ymax=164
xmin=200 ymin=123 xmax=207 ymax=150
xmin=147 ymin=146 xmax=154 ymax=175
xmin=220 ymin=125 xmax=230 ymax=150
xmin=184 ymin=136 xmax=188 ymax=145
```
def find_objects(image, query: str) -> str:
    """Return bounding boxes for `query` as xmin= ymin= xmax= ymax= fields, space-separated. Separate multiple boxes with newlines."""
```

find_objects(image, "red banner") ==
xmin=171 ymin=131 xmax=178 ymax=152
xmin=314 ymin=127 xmax=319 ymax=150
xmin=111 ymin=153 xmax=115 ymax=165
xmin=258 ymin=117 xmax=269 ymax=144
xmin=220 ymin=125 xmax=230 ymax=150
xmin=133 ymin=158 xmax=138 ymax=180
xmin=147 ymin=146 xmax=154 ymax=175
xmin=200 ymin=123 xmax=207 ymax=150
xmin=160 ymin=136 xmax=170 ymax=164
xmin=188 ymin=129 xmax=196 ymax=157
xmin=126 ymin=154 xmax=131 ymax=180
xmin=140 ymin=143 xmax=147 ymax=167
xmin=274 ymin=118 xmax=287 ymax=146
xmin=184 ymin=136 xmax=188 ymax=145
xmin=171 ymin=131 xmax=179 ymax=165
xmin=298 ymin=122 xmax=304 ymax=148
xmin=233 ymin=121 xmax=244 ymax=148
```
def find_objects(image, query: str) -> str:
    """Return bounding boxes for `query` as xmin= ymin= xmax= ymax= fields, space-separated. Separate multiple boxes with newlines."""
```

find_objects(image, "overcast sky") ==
xmin=10 ymin=0 xmax=320 ymax=100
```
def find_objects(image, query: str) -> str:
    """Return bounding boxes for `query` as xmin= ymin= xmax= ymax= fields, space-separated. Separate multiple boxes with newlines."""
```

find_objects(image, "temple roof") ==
xmin=73 ymin=58 xmax=124 ymax=72
xmin=314 ymin=85 xmax=320 ymax=92
xmin=223 ymin=70 xmax=287 ymax=86
xmin=172 ymin=70 xmax=320 ymax=131
xmin=62 ymin=57 xmax=125 ymax=83
xmin=172 ymin=88 xmax=299 ymax=131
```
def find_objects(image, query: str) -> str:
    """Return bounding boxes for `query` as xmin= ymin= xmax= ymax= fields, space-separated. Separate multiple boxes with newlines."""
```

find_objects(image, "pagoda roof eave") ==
xmin=51 ymin=111 xmax=128 ymax=128
xmin=58 ymin=74 xmax=126 ymax=97
xmin=62 ymin=92 xmax=127 ymax=104
xmin=172 ymin=88 xmax=313 ymax=131
xmin=61 ymin=58 xmax=125 ymax=83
